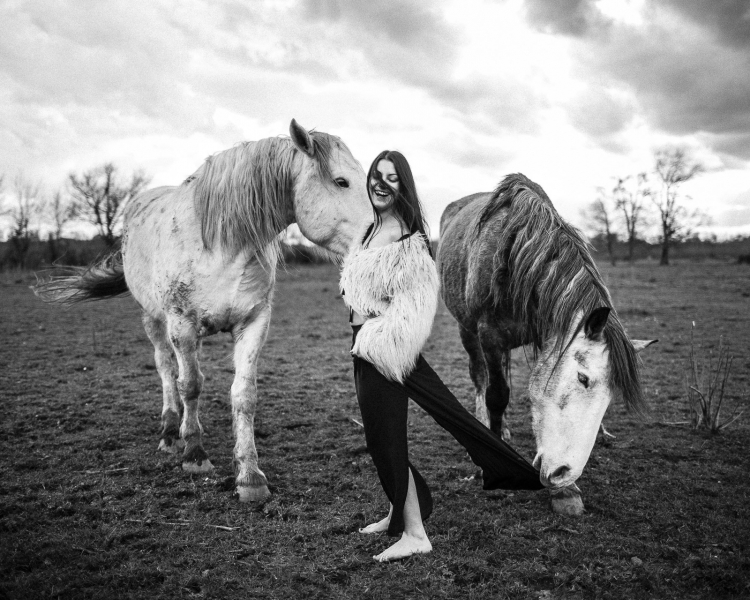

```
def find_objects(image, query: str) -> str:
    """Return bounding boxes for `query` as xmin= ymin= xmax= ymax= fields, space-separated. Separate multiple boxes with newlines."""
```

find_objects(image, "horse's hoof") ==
xmin=158 ymin=438 xmax=185 ymax=454
xmin=182 ymin=459 xmax=214 ymax=473
xmin=550 ymin=493 xmax=585 ymax=516
xmin=237 ymin=485 xmax=271 ymax=503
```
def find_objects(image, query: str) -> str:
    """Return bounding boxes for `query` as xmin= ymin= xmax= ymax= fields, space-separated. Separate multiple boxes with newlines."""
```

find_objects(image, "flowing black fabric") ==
xmin=351 ymin=326 xmax=543 ymax=537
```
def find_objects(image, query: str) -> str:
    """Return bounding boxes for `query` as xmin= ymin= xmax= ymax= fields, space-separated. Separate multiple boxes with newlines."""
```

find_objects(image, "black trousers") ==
xmin=351 ymin=326 xmax=543 ymax=537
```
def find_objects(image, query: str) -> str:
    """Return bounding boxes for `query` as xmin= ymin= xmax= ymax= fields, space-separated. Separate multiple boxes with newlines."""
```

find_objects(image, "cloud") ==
xmin=296 ymin=0 xmax=545 ymax=133
xmin=661 ymin=0 xmax=750 ymax=49
xmin=517 ymin=1 xmax=750 ymax=162
xmin=298 ymin=0 xmax=465 ymax=111
xmin=711 ymin=132 xmax=750 ymax=162
xmin=559 ymin=3 xmax=750 ymax=160
xmin=717 ymin=203 xmax=750 ymax=228
xmin=425 ymin=128 xmax=518 ymax=172
xmin=0 ymin=0 xmax=215 ymax=134
xmin=566 ymin=86 xmax=636 ymax=139
xmin=590 ymin=32 xmax=750 ymax=134
xmin=523 ymin=0 xmax=599 ymax=36
xmin=302 ymin=0 xmax=458 ymax=56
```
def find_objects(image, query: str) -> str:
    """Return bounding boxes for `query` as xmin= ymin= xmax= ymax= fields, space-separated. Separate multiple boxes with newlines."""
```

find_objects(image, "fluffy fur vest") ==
xmin=340 ymin=232 xmax=439 ymax=382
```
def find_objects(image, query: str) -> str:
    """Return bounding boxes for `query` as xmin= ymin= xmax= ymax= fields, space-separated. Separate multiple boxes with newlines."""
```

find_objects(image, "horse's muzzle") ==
xmin=534 ymin=453 xmax=577 ymax=489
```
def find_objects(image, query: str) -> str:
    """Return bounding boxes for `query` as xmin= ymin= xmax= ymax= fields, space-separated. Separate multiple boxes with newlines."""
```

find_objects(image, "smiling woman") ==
xmin=370 ymin=158 xmax=400 ymax=210
xmin=340 ymin=150 xmax=542 ymax=563
xmin=365 ymin=150 xmax=428 ymax=244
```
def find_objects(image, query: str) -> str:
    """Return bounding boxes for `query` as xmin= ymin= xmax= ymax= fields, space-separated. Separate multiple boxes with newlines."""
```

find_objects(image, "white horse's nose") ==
xmin=547 ymin=465 xmax=572 ymax=487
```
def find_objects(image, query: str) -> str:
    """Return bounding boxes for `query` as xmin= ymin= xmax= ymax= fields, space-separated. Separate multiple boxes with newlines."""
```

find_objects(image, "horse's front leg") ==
xmin=549 ymin=483 xmax=584 ymax=516
xmin=166 ymin=312 xmax=212 ymax=472
xmin=477 ymin=321 xmax=512 ymax=443
xmin=231 ymin=305 xmax=272 ymax=502
xmin=458 ymin=326 xmax=491 ymax=428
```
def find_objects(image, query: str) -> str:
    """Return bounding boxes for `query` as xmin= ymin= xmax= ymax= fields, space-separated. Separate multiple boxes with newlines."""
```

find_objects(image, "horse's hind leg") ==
xmin=165 ymin=312 xmax=213 ymax=473
xmin=458 ymin=326 xmax=490 ymax=429
xmin=230 ymin=305 xmax=273 ymax=502
xmin=476 ymin=320 xmax=512 ymax=442
xmin=142 ymin=314 xmax=184 ymax=454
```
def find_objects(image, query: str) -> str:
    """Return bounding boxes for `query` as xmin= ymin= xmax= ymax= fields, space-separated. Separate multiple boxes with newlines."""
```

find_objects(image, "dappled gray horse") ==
xmin=438 ymin=174 xmax=655 ymax=514
xmin=35 ymin=120 xmax=372 ymax=502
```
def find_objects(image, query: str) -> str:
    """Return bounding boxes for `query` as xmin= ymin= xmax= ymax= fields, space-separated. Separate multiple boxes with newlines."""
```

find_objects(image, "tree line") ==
xmin=0 ymin=163 xmax=150 ymax=268
xmin=0 ymin=145 xmax=721 ymax=270
xmin=585 ymin=146 xmax=706 ymax=266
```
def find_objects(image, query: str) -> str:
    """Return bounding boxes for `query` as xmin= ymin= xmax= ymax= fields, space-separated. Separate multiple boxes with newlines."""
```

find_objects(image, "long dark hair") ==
xmin=367 ymin=150 xmax=430 ymax=244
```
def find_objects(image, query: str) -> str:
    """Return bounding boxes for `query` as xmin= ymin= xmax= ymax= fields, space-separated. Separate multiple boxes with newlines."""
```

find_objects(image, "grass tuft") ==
xmin=685 ymin=322 xmax=744 ymax=433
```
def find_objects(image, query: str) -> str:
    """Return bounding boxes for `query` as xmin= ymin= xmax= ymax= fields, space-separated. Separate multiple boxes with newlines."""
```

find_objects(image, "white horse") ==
xmin=35 ymin=120 xmax=372 ymax=502
xmin=438 ymin=174 xmax=656 ymax=514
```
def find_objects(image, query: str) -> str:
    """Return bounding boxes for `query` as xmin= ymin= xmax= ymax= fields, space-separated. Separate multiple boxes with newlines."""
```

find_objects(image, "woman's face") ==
xmin=369 ymin=159 xmax=400 ymax=213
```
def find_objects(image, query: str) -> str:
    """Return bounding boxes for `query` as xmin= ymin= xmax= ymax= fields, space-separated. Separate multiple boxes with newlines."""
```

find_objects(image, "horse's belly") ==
xmin=123 ymin=191 xmax=273 ymax=329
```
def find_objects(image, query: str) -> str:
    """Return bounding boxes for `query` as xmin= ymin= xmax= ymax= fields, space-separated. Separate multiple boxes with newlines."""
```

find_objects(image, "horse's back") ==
xmin=122 ymin=185 xmax=200 ymax=278
xmin=440 ymin=192 xmax=491 ymax=234
xmin=123 ymin=186 xmax=179 ymax=225
xmin=438 ymin=192 xmax=498 ymax=327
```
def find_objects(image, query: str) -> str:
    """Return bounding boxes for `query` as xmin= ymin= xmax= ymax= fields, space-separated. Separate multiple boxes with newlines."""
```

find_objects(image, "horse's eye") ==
xmin=578 ymin=372 xmax=589 ymax=388
xmin=335 ymin=178 xmax=349 ymax=188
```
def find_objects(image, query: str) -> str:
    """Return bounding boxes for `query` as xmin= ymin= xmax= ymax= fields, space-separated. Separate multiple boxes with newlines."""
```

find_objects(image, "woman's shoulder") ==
xmin=367 ymin=220 xmax=408 ymax=249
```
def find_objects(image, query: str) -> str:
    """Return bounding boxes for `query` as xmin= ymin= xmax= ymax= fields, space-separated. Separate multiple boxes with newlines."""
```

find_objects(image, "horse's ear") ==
xmin=584 ymin=307 xmax=610 ymax=341
xmin=290 ymin=119 xmax=315 ymax=157
xmin=632 ymin=339 xmax=658 ymax=353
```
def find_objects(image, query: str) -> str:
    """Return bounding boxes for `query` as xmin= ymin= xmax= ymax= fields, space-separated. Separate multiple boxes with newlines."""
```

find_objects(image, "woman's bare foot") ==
xmin=373 ymin=532 xmax=432 ymax=562
xmin=372 ymin=471 xmax=431 ymax=561
xmin=359 ymin=505 xmax=393 ymax=534
xmin=359 ymin=516 xmax=390 ymax=534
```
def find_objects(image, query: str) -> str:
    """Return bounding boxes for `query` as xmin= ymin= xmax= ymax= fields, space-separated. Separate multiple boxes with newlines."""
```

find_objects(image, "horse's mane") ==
xmin=191 ymin=132 xmax=339 ymax=264
xmin=479 ymin=173 xmax=645 ymax=414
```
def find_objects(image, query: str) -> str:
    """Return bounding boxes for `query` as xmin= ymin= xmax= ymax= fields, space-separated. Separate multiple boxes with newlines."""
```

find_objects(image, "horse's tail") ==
xmin=33 ymin=251 xmax=130 ymax=305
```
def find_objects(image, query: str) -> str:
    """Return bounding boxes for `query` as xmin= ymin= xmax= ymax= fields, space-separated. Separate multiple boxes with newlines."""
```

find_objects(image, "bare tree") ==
xmin=69 ymin=163 xmax=150 ymax=247
xmin=613 ymin=173 xmax=649 ymax=263
xmin=48 ymin=190 xmax=78 ymax=239
xmin=1 ymin=174 xmax=45 ymax=268
xmin=46 ymin=190 xmax=78 ymax=262
xmin=651 ymin=147 xmax=703 ymax=265
xmin=585 ymin=189 xmax=618 ymax=265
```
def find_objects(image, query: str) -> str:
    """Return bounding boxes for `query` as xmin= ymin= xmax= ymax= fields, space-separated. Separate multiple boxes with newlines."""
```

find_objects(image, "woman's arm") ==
xmin=352 ymin=236 xmax=439 ymax=382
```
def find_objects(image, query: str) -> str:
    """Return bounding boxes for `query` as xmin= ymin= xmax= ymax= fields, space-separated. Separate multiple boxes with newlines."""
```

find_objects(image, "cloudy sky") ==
xmin=1 ymin=0 xmax=749 ymax=240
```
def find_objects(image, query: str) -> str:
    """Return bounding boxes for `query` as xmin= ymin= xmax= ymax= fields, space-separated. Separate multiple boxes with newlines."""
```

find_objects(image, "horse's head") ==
xmin=529 ymin=307 xmax=656 ymax=490
xmin=289 ymin=119 xmax=372 ymax=256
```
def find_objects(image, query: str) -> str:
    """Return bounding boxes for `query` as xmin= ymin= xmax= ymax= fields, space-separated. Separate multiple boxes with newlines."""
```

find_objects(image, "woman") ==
xmin=340 ymin=151 xmax=542 ymax=562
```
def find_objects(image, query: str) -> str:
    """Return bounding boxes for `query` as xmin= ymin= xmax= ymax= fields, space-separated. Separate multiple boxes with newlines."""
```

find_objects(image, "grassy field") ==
xmin=1 ymin=260 xmax=749 ymax=599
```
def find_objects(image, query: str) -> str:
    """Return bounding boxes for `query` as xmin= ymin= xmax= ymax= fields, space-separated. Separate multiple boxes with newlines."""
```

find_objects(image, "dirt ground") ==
xmin=1 ymin=260 xmax=749 ymax=599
